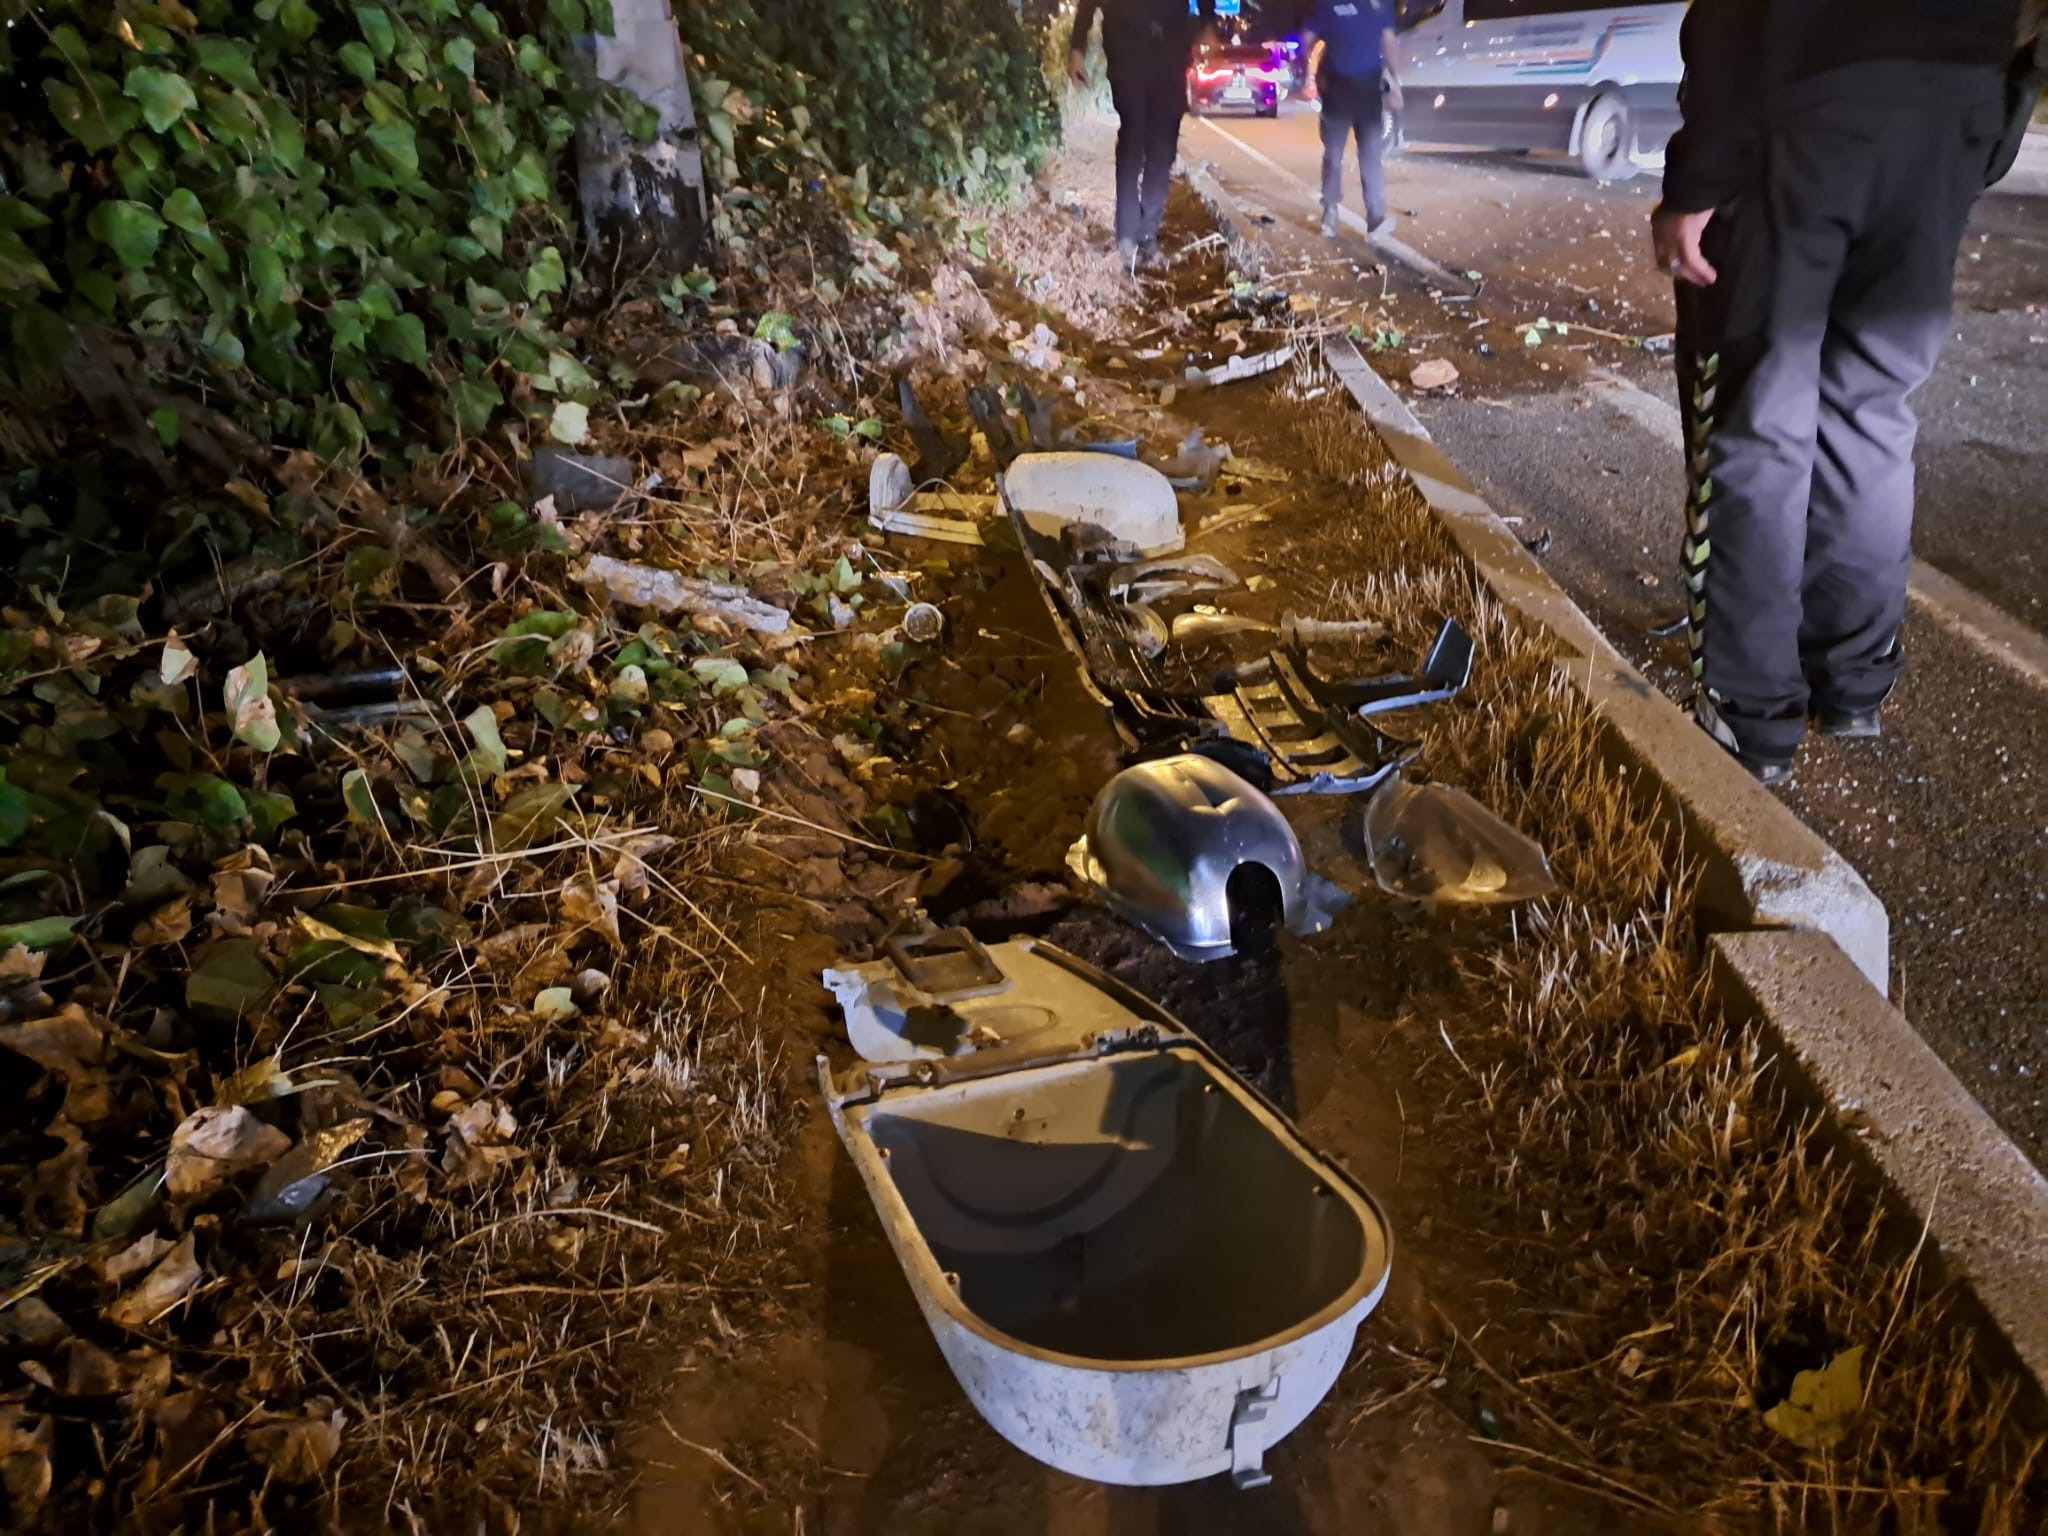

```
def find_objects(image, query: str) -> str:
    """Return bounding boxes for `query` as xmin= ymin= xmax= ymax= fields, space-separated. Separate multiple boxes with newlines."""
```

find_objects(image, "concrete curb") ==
xmin=1183 ymin=160 xmax=2048 ymax=1407
xmin=1712 ymin=930 xmax=2048 ymax=1397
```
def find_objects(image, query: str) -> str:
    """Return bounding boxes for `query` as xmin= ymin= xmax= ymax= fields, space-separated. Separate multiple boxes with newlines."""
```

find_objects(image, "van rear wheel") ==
xmin=1578 ymin=93 xmax=1637 ymax=183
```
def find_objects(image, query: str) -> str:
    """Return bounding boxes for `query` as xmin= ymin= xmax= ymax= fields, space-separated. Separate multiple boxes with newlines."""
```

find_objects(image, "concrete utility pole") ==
xmin=577 ymin=0 xmax=711 ymax=271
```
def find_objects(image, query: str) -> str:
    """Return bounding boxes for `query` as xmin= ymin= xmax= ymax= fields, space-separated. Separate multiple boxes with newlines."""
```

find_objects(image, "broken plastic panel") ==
xmin=1361 ymin=774 xmax=1557 ymax=905
xmin=1066 ymin=754 xmax=1349 ymax=962
xmin=1009 ymin=491 xmax=1474 ymax=796
xmin=820 ymin=933 xmax=1391 ymax=1487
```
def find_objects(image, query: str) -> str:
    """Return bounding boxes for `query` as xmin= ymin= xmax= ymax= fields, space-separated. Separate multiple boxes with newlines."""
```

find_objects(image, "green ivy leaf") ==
xmin=249 ymin=245 xmax=290 ymax=312
xmin=524 ymin=245 xmax=566 ymax=299
xmin=45 ymin=75 xmax=143 ymax=153
xmin=162 ymin=773 xmax=248 ymax=828
xmin=259 ymin=99 xmax=306 ymax=171
xmin=507 ymin=151 xmax=550 ymax=203
xmin=443 ymin=37 xmax=477 ymax=77
xmin=278 ymin=0 xmax=320 ymax=42
xmin=161 ymin=186 xmax=209 ymax=234
xmin=0 ymin=916 xmax=78 ymax=952
xmin=192 ymin=36 xmax=262 ymax=92
xmin=468 ymin=214 xmax=505 ymax=258
xmin=0 ymin=231 xmax=56 ymax=296
xmin=376 ymin=312 xmax=430 ymax=367
xmin=364 ymin=121 xmax=419 ymax=178
xmin=87 ymin=200 xmax=167 ymax=270
xmin=451 ymin=378 xmax=501 ymax=434
xmin=354 ymin=4 xmax=398 ymax=59
xmin=339 ymin=41 xmax=379 ymax=84
xmin=188 ymin=938 xmax=274 ymax=1018
xmin=327 ymin=299 xmax=369 ymax=354
xmin=124 ymin=66 xmax=199 ymax=134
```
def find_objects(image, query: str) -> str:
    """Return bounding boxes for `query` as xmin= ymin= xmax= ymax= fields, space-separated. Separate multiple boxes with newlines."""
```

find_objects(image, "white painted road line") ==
xmin=1581 ymin=367 xmax=2048 ymax=694
xmin=1191 ymin=115 xmax=1469 ymax=291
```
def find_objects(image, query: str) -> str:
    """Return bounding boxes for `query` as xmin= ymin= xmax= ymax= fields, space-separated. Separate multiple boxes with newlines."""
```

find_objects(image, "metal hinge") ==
xmin=1228 ymin=1378 xmax=1282 ymax=1490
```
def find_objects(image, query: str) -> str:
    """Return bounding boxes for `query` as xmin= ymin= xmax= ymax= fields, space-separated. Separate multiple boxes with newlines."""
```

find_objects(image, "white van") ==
xmin=1388 ymin=0 xmax=1687 ymax=181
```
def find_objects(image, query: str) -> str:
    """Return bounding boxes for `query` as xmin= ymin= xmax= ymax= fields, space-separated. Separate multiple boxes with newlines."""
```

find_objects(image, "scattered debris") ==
xmin=867 ymin=452 xmax=993 ymax=544
xmin=575 ymin=554 xmax=794 ymax=633
xmin=1151 ymin=427 xmax=1234 ymax=491
xmin=1068 ymin=754 xmax=1349 ymax=960
xmin=1361 ymin=774 xmax=1557 ymax=904
xmin=902 ymin=603 xmax=946 ymax=643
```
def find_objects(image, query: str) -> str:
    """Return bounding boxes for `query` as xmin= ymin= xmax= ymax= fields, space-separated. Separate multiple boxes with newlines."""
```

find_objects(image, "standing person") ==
xmin=1301 ymin=0 xmax=1402 ymax=240
xmin=1068 ymin=0 xmax=1219 ymax=267
xmin=1652 ymin=0 xmax=2028 ymax=784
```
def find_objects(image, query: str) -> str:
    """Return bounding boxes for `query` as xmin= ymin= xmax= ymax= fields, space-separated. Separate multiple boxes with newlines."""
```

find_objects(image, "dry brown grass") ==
xmin=1264 ymin=345 xmax=2047 ymax=1530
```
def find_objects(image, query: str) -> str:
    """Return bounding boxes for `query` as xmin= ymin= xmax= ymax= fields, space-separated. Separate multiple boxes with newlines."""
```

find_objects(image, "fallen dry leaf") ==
xmin=561 ymin=872 xmax=623 ymax=948
xmin=106 ymin=1233 xmax=202 ymax=1331
xmin=442 ymin=1098 xmax=522 ymax=1189
xmin=0 ymin=1005 xmax=107 ymax=1078
xmin=0 ymin=945 xmax=46 ymax=984
xmin=247 ymin=1415 xmax=342 ymax=1484
xmin=131 ymin=897 xmax=195 ymax=949
xmin=59 ymin=1338 xmax=128 ymax=1398
xmin=102 ymin=1232 xmax=176 ymax=1286
xmin=166 ymin=1105 xmax=292 ymax=1198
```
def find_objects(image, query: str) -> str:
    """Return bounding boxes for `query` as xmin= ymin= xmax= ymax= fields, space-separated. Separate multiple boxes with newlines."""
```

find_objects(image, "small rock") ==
xmin=1409 ymin=358 xmax=1460 ymax=393
xmin=528 ymin=448 xmax=636 ymax=515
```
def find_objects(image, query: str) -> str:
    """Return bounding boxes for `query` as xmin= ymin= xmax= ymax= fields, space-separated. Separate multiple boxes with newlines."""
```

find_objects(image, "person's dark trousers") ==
xmin=1317 ymin=68 xmax=1387 ymax=226
xmin=1107 ymin=51 xmax=1188 ymax=246
xmin=1672 ymin=63 xmax=2006 ymax=762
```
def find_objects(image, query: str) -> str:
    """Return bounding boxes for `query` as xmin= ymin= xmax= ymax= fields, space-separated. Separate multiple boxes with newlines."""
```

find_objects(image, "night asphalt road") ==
xmin=1185 ymin=105 xmax=2048 ymax=1169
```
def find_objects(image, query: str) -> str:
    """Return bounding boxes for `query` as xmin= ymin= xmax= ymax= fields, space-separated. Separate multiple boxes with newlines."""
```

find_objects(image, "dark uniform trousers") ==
xmin=1108 ymin=44 xmax=1187 ymax=246
xmin=1675 ymin=62 xmax=2008 ymax=759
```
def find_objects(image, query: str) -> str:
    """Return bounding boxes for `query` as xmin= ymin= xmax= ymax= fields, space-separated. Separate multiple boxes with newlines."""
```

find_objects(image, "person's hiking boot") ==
xmin=1117 ymin=237 xmax=1139 ymax=268
xmin=1813 ymin=705 xmax=1883 ymax=739
xmin=1693 ymin=693 xmax=1795 ymax=788
xmin=1367 ymin=212 xmax=1397 ymax=239
xmin=1319 ymin=207 xmax=1340 ymax=239
xmin=1137 ymin=236 xmax=1164 ymax=270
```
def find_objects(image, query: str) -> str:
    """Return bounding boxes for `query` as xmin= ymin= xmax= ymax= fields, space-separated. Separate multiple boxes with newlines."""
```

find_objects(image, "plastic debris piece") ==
xmin=1362 ymin=775 xmax=1556 ymax=904
xmin=1152 ymin=428 xmax=1234 ymax=491
xmin=1171 ymin=611 xmax=1275 ymax=643
xmin=1000 ymin=452 xmax=1184 ymax=556
xmin=575 ymin=555 xmax=792 ymax=633
xmin=1196 ymin=347 xmax=1295 ymax=388
xmin=902 ymin=603 xmax=945 ymax=642
xmin=242 ymin=1117 xmax=373 ymax=1225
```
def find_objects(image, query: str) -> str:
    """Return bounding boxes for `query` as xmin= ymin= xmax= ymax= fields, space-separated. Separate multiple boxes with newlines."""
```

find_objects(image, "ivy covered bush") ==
xmin=674 ymin=0 xmax=1056 ymax=200
xmin=0 ymin=0 xmax=634 ymax=473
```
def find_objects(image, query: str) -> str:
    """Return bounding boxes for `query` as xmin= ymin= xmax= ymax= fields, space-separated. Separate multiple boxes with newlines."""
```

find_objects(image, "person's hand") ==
xmin=1067 ymin=48 xmax=1088 ymax=87
xmin=1651 ymin=206 xmax=1717 ymax=286
xmin=1384 ymin=77 xmax=1405 ymax=113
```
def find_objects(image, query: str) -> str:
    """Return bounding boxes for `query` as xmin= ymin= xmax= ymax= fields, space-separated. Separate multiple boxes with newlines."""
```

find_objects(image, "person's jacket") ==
xmin=1663 ymin=0 xmax=2026 ymax=212
xmin=1069 ymin=0 xmax=1217 ymax=62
